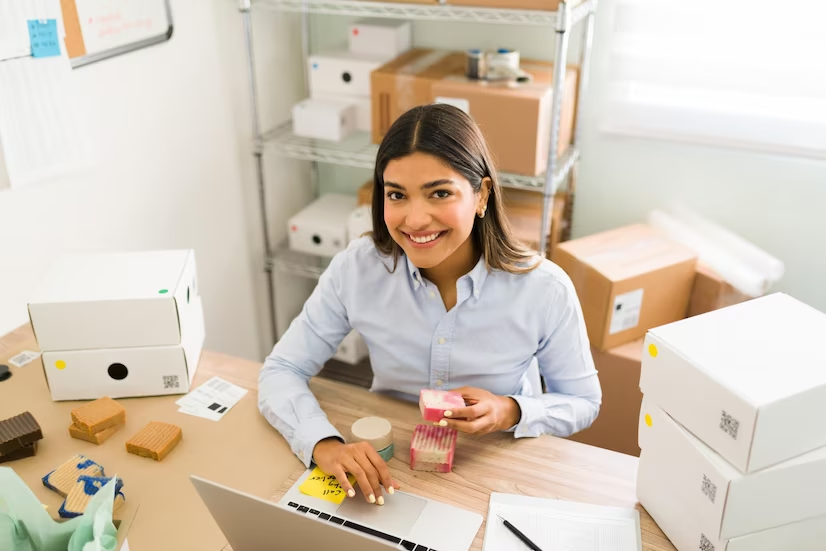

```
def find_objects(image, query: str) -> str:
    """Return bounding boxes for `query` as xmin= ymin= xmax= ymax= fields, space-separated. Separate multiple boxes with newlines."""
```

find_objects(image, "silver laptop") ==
xmin=191 ymin=469 xmax=482 ymax=551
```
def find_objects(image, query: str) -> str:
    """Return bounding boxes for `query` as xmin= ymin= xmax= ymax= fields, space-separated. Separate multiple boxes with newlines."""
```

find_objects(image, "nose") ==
xmin=404 ymin=201 xmax=433 ymax=231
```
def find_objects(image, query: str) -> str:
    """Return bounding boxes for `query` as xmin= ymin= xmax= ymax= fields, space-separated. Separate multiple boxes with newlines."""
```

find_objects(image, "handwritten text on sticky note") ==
xmin=28 ymin=20 xmax=61 ymax=58
xmin=299 ymin=467 xmax=356 ymax=505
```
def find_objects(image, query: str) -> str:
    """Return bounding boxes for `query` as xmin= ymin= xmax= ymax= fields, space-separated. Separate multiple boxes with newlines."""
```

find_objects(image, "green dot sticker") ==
xmin=158 ymin=289 xmax=169 ymax=294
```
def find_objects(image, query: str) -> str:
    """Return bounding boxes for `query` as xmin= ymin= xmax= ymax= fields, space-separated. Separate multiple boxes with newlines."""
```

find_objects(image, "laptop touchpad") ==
xmin=337 ymin=491 xmax=427 ymax=537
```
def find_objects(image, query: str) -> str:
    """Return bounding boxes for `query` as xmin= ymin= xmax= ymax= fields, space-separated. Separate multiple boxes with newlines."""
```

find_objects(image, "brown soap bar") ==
xmin=68 ymin=423 xmax=121 ymax=445
xmin=126 ymin=421 xmax=182 ymax=461
xmin=0 ymin=442 xmax=37 ymax=463
xmin=0 ymin=412 xmax=43 ymax=455
xmin=71 ymin=397 xmax=126 ymax=435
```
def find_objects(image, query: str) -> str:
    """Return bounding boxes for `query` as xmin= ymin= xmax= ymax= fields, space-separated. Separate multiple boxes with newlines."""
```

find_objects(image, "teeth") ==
xmin=410 ymin=232 xmax=441 ymax=244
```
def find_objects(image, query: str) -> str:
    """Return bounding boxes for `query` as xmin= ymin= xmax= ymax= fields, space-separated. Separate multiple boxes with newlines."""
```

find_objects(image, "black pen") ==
xmin=497 ymin=514 xmax=544 ymax=551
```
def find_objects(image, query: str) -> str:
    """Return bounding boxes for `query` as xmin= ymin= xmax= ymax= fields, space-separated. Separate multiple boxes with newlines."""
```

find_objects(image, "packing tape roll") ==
xmin=351 ymin=416 xmax=394 ymax=453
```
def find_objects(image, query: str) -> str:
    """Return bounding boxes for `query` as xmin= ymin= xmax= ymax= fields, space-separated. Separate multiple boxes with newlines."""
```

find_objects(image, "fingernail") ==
xmin=368 ymin=494 xmax=376 ymax=504
xmin=444 ymin=411 xmax=453 ymax=417
xmin=347 ymin=489 xmax=355 ymax=498
xmin=388 ymin=487 xmax=395 ymax=495
xmin=377 ymin=496 xmax=385 ymax=506
xmin=438 ymin=419 xmax=448 ymax=427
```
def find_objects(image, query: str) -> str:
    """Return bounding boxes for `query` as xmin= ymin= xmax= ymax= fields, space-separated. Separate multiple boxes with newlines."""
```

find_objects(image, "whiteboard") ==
xmin=60 ymin=0 xmax=173 ymax=68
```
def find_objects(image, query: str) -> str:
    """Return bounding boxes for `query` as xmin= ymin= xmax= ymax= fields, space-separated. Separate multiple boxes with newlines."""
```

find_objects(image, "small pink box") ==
xmin=419 ymin=389 xmax=465 ymax=422
xmin=410 ymin=424 xmax=457 ymax=473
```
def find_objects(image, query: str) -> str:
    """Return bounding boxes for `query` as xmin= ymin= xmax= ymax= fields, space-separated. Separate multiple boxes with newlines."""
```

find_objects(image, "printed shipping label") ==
xmin=609 ymin=289 xmax=644 ymax=335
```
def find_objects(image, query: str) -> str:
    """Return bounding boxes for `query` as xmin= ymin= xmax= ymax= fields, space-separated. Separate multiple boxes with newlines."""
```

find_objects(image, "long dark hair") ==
xmin=371 ymin=103 xmax=538 ymax=273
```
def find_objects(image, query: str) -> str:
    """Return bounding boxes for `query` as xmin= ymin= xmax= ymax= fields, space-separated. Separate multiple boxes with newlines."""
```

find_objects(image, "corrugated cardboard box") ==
xmin=551 ymin=224 xmax=697 ymax=351
xmin=688 ymin=261 xmax=753 ymax=317
xmin=638 ymin=449 xmax=826 ymax=551
xmin=568 ymin=339 xmax=643 ymax=456
xmin=641 ymin=292 xmax=826 ymax=473
xmin=448 ymin=0 xmax=561 ymax=10
xmin=501 ymin=187 xmax=569 ymax=255
xmin=639 ymin=399 xmax=826 ymax=540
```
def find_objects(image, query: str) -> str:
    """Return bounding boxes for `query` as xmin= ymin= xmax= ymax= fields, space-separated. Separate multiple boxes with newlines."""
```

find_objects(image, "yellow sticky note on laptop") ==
xmin=299 ymin=467 xmax=356 ymax=505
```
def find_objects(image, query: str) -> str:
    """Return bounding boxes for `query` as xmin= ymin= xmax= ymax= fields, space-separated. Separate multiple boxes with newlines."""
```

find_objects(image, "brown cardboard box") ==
xmin=551 ymin=224 xmax=697 ymax=351
xmin=568 ymin=339 xmax=643 ymax=457
xmin=502 ymin=187 xmax=569 ymax=255
xmin=367 ymin=0 xmax=438 ymax=3
xmin=358 ymin=180 xmax=374 ymax=206
xmin=687 ymin=261 xmax=753 ymax=317
xmin=371 ymin=49 xmax=467 ymax=143
xmin=448 ymin=0 xmax=562 ymax=11
xmin=431 ymin=62 xmax=578 ymax=175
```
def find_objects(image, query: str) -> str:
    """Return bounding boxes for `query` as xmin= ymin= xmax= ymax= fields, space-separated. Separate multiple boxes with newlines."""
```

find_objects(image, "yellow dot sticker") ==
xmin=55 ymin=360 xmax=66 ymax=370
xmin=648 ymin=344 xmax=658 ymax=357
xmin=645 ymin=413 xmax=653 ymax=427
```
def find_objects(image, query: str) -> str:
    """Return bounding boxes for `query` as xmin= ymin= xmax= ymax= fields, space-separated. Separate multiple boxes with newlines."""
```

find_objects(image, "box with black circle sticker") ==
xmin=307 ymin=50 xmax=388 ymax=98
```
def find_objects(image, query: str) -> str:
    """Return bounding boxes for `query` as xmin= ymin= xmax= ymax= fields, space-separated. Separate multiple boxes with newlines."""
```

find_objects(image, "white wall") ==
xmin=0 ymin=0 xmax=306 ymax=360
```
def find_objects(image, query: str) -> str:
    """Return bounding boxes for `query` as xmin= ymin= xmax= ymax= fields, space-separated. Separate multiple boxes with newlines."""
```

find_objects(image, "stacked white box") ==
xmin=287 ymin=194 xmax=356 ymax=257
xmin=348 ymin=19 xmax=411 ymax=59
xmin=292 ymin=98 xmax=357 ymax=142
xmin=637 ymin=293 xmax=826 ymax=551
xmin=28 ymin=250 xmax=205 ymax=401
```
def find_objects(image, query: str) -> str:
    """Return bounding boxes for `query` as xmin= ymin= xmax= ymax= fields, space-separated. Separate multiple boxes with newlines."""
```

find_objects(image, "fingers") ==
xmin=330 ymin=465 xmax=356 ymax=499
xmin=443 ymin=403 xmax=484 ymax=422
xmin=366 ymin=447 xmax=398 ymax=495
xmin=444 ymin=416 xmax=492 ymax=435
xmin=343 ymin=456 xmax=379 ymax=504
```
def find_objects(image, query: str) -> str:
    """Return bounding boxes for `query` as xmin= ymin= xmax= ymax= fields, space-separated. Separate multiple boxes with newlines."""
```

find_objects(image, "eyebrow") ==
xmin=383 ymin=179 xmax=456 ymax=190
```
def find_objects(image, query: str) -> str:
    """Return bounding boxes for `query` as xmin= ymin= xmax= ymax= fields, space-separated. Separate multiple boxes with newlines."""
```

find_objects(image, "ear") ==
xmin=477 ymin=177 xmax=492 ymax=215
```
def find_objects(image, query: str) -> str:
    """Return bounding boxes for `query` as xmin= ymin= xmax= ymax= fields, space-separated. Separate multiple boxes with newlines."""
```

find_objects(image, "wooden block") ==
xmin=69 ymin=423 xmax=121 ymax=445
xmin=126 ymin=421 xmax=182 ymax=461
xmin=71 ymin=397 xmax=126 ymax=435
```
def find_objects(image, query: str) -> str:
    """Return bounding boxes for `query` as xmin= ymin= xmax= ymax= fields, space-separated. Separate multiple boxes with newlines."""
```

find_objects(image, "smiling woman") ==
xmin=258 ymin=103 xmax=602 ymax=511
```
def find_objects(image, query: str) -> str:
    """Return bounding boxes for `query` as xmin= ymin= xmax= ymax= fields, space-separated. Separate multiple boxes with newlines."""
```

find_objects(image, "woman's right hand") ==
xmin=312 ymin=438 xmax=399 ymax=505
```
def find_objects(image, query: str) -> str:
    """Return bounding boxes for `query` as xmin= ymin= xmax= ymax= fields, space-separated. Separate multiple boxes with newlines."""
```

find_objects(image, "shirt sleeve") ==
xmin=258 ymin=250 xmax=353 ymax=468
xmin=508 ymin=272 xmax=602 ymax=438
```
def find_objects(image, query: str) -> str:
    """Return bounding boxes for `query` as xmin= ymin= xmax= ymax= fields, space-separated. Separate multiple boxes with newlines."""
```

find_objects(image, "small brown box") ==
xmin=71 ymin=397 xmax=126 ymax=435
xmin=567 ymin=339 xmax=644 ymax=457
xmin=501 ymin=187 xmax=569 ymax=255
xmin=449 ymin=0 xmax=561 ymax=10
xmin=551 ymin=224 xmax=697 ymax=351
xmin=126 ymin=421 xmax=182 ymax=461
xmin=358 ymin=180 xmax=374 ymax=206
xmin=687 ymin=261 xmax=754 ymax=318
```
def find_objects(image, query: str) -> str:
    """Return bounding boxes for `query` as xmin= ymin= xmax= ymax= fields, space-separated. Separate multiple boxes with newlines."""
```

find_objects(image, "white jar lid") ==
xmin=350 ymin=416 xmax=394 ymax=451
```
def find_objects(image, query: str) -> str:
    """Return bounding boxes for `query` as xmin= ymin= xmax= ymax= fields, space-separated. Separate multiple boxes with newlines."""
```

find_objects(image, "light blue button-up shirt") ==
xmin=259 ymin=237 xmax=601 ymax=468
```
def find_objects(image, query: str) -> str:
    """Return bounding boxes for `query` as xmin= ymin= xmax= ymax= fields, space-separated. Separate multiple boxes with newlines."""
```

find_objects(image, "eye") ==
xmin=386 ymin=191 xmax=404 ymax=201
xmin=432 ymin=189 xmax=451 ymax=199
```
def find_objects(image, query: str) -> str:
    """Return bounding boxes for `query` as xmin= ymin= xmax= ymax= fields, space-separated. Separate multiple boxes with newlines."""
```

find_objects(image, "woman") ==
xmin=258 ymin=103 xmax=601 ymax=506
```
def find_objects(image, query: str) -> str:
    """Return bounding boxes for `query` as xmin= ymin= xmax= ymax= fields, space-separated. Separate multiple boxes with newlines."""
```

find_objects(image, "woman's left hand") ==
xmin=438 ymin=386 xmax=522 ymax=435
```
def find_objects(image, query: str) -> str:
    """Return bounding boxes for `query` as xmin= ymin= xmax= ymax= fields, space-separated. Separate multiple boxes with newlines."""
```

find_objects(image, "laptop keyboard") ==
xmin=287 ymin=501 xmax=438 ymax=551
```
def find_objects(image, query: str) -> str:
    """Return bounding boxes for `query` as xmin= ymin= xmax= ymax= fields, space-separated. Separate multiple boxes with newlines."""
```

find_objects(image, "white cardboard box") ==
xmin=311 ymin=92 xmax=371 ymax=133
xmin=348 ymin=19 xmax=411 ymax=59
xmin=41 ymin=298 xmax=205 ymax=401
xmin=347 ymin=205 xmax=372 ymax=243
xmin=638 ymin=399 xmax=826 ymax=540
xmin=29 ymin=250 xmax=200 ymax=352
xmin=640 ymin=293 xmax=826 ymax=473
xmin=638 ymin=449 xmax=826 ymax=551
xmin=333 ymin=330 xmax=369 ymax=365
xmin=288 ymin=194 xmax=356 ymax=258
xmin=308 ymin=50 xmax=387 ymax=97
xmin=292 ymin=98 xmax=357 ymax=142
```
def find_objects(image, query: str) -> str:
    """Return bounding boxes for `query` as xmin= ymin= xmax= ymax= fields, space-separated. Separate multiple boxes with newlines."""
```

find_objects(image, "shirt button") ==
xmin=438 ymin=337 xmax=446 ymax=345
xmin=429 ymin=291 xmax=436 ymax=298
xmin=435 ymin=380 xmax=443 ymax=387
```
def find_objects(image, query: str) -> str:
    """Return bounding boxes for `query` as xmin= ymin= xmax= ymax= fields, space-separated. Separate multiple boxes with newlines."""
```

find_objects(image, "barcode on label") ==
xmin=719 ymin=410 xmax=740 ymax=440
xmin=207 ymin=378 xmax=231 ymax=393
xmin=701 ymin=475 xmax=717 ymax=503
xmin=609 ymin=289 xmax=644 ymax=335
xmin=9 ymin=350 xmax=41 ymax=368
xmin=699 ymin=533 xmax=715 ymax=551
xmin=163 ymin=375 xmax=180 ymax=389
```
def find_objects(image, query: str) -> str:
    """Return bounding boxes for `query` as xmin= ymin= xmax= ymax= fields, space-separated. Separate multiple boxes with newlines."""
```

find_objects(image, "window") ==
xmin=600 ymin=0 xmax=826 ymax=159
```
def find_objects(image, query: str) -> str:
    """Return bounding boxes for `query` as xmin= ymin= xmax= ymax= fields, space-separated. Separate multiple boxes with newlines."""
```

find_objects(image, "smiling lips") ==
xmin=403 ymin=231 xmax=446 ymax=247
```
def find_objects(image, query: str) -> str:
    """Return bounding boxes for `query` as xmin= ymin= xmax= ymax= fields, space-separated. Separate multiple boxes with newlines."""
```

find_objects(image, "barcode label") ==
xmin=207 ymin=378 xmax=230 ymax=393
xmin=609 ymin=289 xmax=644 ymax=335
xmin=9 ymin=350 xmax=41 ymax=368
xmin=701 ymin=475 xmax=717 ymax=503
xmin=699 ymin=533 xmax=714 ymax=551
xmin=719 ymin=410 xmax=740 ymax=440
xmin=163 ymin=375 xmax=180 ymax=389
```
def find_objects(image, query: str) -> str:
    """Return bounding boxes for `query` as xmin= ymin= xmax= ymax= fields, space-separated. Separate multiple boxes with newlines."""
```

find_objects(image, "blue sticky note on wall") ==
xmin=28 ymin=19 xmax=61 ymax=58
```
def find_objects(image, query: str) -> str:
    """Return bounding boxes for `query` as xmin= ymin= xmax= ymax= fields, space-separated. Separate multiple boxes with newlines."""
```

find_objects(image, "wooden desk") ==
xmin=0 ymin=325 xmax=675 ymax=551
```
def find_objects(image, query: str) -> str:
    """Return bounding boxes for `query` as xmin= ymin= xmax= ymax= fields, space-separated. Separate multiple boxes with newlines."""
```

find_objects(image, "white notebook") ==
xmin=483 ymin=493 xmax=642 ymax=551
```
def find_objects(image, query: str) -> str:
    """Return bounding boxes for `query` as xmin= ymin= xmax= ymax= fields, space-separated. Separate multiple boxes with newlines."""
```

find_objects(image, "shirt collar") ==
xmin=405 ymin=253 xmax=490 ymax=297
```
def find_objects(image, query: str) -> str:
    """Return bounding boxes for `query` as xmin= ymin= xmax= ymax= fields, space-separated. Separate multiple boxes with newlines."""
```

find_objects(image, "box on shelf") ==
xmin=641 ymin=292 xmax=826 ymax=473
xmin=288 ymin=194 xmax=357 ymax=258
xmin=687 ymin=261 xmax=754 ymax=318
xmin=502 ymin=187 xmax=569 ymax=256
xmin=28 ymin=250 xmax=201 ymax=352
xmin=292 ymin=98 xmax=357 ymax=142
xmin=42 ymin=298 xmax=205 ymax=401
xmin=639 ymin=399 xmax=826 ymax=540
xmin=349 ymin=19 xmax=411 ymax=59
xmin=309 ymin=50 xmax=388 ymax=98
xmin=447 ymin=0 xmax=562 ymax=10
xmin=357 ymin=180 xmax=374 ymax=206
xmin=333 ymin=330 xmax=369 ymax=365
xmin=431 ymin=61 xmax=578 ymax=176
xmin=310 ymin=93 xmax=371 ymax=133
xmin=364 ymin=0 xmax=437 ymax=3
xmin=551 ymin=224 xmax=697 ymax=351
xmin=347 ymin=205 xmax=372 ymax=243
xmin=568 ymin=339 xmax=643 ymax=457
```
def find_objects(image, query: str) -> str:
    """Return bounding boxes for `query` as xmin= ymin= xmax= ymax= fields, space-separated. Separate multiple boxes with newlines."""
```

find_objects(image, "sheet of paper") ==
xmin=0 ymin=0 xmax=56 ymax=61
xmin=28 ymin=19 xmax=61 ymax=58
xmin=483 ymin=493 xmax=641 ymax=551
xmin=175 ymin=377 xmax=248 ymax=421
xmin=298 ymin=466 xmax=356 ymax=505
